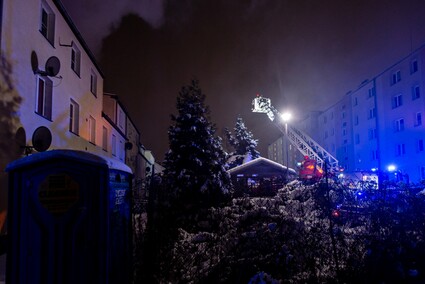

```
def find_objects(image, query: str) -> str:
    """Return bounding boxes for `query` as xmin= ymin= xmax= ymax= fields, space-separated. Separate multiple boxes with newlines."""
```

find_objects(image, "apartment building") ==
xmin=0 ymin=0 xmax=142 ymax=221
xmin=317 ymin=93 xmax=354 ymax=172
xmin=269 ymin=44 xmax=425 ymax=182
xmin=350 ymin=80 xmax=380 ymax=174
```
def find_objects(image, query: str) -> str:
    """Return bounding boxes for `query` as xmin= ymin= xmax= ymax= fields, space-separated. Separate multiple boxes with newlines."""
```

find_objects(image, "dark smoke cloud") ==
xmin=61 ymin=0 xmax=165 ymax=53
xmin=61 ymin=0 xmax=425 ymax=160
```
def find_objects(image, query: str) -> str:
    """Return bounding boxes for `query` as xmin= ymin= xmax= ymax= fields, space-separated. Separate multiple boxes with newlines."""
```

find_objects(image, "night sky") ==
xmin=61 ymin=0 xmax=425 ymax=162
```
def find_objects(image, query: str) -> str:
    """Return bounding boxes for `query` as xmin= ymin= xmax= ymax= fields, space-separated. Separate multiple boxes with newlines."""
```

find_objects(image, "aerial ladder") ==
xmin=252 ymin=95 xmax=340 ymax=179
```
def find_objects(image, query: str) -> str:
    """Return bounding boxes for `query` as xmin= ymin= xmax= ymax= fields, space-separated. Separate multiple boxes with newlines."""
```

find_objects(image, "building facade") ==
xmin=0 ymin=0 xmax=156 ymax=232
xmin=269 ymin=45 xmax=425 ymax=183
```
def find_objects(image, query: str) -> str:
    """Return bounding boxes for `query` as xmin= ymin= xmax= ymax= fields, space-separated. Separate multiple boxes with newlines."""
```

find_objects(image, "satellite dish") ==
xmin=32 ymin=126 xmax=52 ymax=152
xmin=14 ymin=127 xmax=26 ymax=155
xmin=31 ymin=51 xmax=39 ymax=74
xmin=45 ymin=56 xmax=60 ymax=77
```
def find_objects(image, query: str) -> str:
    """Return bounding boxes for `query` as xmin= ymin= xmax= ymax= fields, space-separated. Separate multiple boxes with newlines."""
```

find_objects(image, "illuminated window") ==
xmin=102 ymin=126 xmax=108 ymax=151
xmin=394 ymin=118 xmax=405 ymax=132
xmin=69 ymin=99 xmax=80 ymax=134
xmin=90 ymin=70 xmax=97 ymax=96
xmin=391 ymin=70 xmax=401 ymax=85
xmin=40 ymin=0 xmax=55 ymax=45
xmin=88 ymin=116 xmax=96 ymax=144
xmin=412 ymin=85 xmax=420 ymax=100
xmin=35 ymin=76 xmax=53 ymax=120
xmin=411 ymin=59 xmax=418 ymax=74
xmin=71 ymin=43 xmax=81 ymax=76
xmin=392 ymin=94 xmax=403 ymax=108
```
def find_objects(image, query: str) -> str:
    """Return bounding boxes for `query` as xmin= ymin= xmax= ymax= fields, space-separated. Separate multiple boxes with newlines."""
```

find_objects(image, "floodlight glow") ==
xmin=387 ymin=164 xmax=396 ymax=172
xmin=281 ymin=112 xmax=292 ymax=122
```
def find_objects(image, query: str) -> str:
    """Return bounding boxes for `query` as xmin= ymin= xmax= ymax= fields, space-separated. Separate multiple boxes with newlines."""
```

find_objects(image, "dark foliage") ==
xmin=225 ymin=116 xmax=260 ymax=169
xmin=138 ymin=177 xmax=425 ymax=283
xmin=162 ymin=79 xmax=231 ymax=211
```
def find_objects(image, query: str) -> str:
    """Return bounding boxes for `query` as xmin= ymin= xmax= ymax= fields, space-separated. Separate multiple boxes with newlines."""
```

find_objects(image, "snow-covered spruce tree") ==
xmin=225 ymin=116 xmax=260 ymax=168
xmin=163 ymin=79 xmax=232 ymax=211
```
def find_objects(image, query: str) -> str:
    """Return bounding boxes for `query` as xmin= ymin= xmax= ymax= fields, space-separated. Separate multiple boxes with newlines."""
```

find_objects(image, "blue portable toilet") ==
xmin=6 ymin=150 xmax=133 ymax=284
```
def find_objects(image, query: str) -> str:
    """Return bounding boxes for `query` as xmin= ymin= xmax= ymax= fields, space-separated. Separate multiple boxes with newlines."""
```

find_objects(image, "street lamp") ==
xmin=387 ymin=164 xmax=396 ymax=172
xmin=281 ymin=112 xmax=292 ymax=181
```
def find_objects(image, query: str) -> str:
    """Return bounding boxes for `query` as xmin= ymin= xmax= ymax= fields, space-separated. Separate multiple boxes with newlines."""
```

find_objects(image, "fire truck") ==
xmin=252 ymin=95 xmax=339 ymax=181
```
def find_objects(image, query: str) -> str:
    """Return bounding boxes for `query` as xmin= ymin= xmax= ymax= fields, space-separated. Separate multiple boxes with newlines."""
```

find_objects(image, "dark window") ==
xmin=36 ymin=76 xmax=52 ymax=119
xmin=39 ymin=2 xmax=55 ymax=45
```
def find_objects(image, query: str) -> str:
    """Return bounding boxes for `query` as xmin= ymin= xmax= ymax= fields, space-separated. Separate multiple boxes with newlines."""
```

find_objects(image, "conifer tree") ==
xmin=225 ymin=116 xmax=260 ymax=168
xmin=163 ymin=79 xmax=231 ymax=207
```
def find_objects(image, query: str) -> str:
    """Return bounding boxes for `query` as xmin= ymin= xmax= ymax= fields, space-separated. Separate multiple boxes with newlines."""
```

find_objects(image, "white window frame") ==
xmin=394 ymin=118 xmax=405 ymax=132
xmin=69 ymin=99 xmax=80 ymax=134
xmin=88 ymin=115 xmax=96 ymax=144
xmin=411 ymin=59 xmax=418 ymax=74
xmin=102 ymin=126 xmax=108 ymax=151
xmin=368 ymin=87 xmax=375 ymax=98
xmin=35 ymin=76 xmax=53 ymax=120
xmin=71 ymin=42 xmax=81 ymax=76
xmin=412 ymin=85 xmax=420 ymax=100
xmin=368 ymin=128 xmax=377 ymax=140
xmin=420 ymin=166 xmax=425 ymax=179
xmin=112 ymin=134 xmax=117 ymax=156
xmin=117 ymin=105 xmax=126 ymax=133
xmin=119 ymin=139 xmax=124 ymax=161
xmin=40 ymin=0 xmax=55 ymax=45
xmin=391 ymin=70 xmax=401 ymax=85
xmin=415 ymin=112 xmax=422 ymax=126
xmin=392 ymin=94 xmax=403 ymax=108
xmin=418 ymin=139 xmax=424 ymax=152
xmin=90 ymin=69 xmax=97 ymax=96
xmin=368 ymin=108 xmax=376 ymax=119
xmin=396 ymin=143 xmax=406 ymax=156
